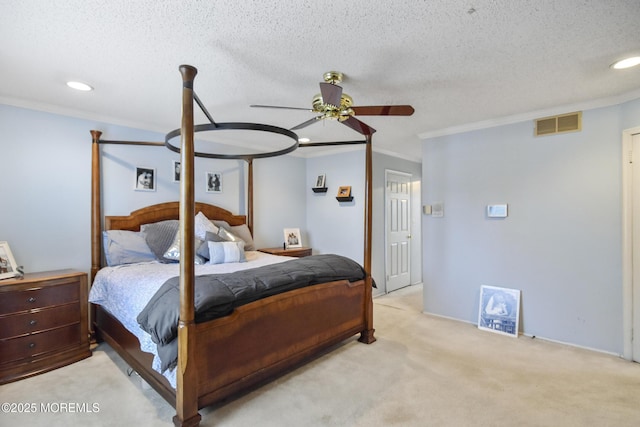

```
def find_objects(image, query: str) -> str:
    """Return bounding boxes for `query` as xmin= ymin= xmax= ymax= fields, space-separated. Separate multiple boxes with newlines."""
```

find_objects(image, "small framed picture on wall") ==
xmin=135 ymin=167 xmax=156 ymax=191
xmin=206 ymin=172 xmax=222 ymax=193
xmin=173 ymin=160 xmax=181 ymax=182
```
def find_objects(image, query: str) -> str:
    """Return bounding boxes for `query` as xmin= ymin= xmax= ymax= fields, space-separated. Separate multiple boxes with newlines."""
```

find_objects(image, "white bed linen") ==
xmin=89 ymin=250 xmax=293 ymax=388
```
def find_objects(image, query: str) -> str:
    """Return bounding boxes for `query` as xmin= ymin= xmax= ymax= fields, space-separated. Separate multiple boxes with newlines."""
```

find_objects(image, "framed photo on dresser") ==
xmin=0 ymin=241 xmax=19 ymax=280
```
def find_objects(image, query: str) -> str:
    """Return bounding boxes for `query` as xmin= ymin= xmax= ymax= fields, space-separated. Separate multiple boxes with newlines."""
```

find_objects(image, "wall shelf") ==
xmin=336 ymin=196 xmax=354 ymax=202
xmin=312 ymin=187 xmax=328 ymax=193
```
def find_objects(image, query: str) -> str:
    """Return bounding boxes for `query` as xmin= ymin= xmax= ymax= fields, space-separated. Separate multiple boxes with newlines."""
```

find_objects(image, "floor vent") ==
xmin=535 ymin=111 xmax=582 ymax=136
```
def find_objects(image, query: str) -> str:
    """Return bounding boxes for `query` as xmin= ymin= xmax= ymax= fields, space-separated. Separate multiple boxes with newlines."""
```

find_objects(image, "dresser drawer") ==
xmin=0 ymin=324 xmax=81 ymax=365
xmin=0 ymin=270 xmax=90 ymax=384
xmin=0 ymin=304 xmax=79 ymax=340
xmin=0 ymin=282 xmax=79 ymax=315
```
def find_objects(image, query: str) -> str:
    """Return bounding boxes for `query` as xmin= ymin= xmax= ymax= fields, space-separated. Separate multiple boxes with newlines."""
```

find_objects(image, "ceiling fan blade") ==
xmin=291 ymin=116 xmax=323 ymax=130
xmin=341 ymin=116 xmax=377 ymax=136
xmin=250 ymin=104 xmax=312 ymax=111
xmin=351 ymin=105 xmax=415 ymax=116
xmin=319 ymin=82 xmax=343 ymax=107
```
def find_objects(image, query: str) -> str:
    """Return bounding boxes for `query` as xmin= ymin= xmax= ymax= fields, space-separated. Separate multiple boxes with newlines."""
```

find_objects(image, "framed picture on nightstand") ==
xmin=0 ymin=241 xmax=19 ymax=280
xmin=284 ymin=228 xmax=302 ymax=248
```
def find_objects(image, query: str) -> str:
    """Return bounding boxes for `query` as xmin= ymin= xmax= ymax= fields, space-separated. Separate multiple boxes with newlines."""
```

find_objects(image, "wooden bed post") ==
xmin=90 ymin=130 xmax=102 ymax=283
xmin=174 ymin=64 xmax=201 ymax=427
xmin=359 ymin=134 xmax=376 ymax=344
xmin=247 ymin=158 xmax=254 ymax=233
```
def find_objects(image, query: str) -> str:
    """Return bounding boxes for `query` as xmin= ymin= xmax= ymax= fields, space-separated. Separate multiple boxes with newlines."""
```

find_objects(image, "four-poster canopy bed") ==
xmin=89 ymin=65 xmax=377 ymax=427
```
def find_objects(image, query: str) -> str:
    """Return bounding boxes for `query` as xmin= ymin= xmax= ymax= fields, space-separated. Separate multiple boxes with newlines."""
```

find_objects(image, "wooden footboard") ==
xmin=195 ymin=278 xmax=366 ymax=408
xmin=93 ymin=278 xmax=368 ymax=411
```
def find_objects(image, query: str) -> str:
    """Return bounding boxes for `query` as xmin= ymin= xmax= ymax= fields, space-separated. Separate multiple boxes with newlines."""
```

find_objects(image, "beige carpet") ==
xmin=2 ymin=284 xmax=640 ymax=426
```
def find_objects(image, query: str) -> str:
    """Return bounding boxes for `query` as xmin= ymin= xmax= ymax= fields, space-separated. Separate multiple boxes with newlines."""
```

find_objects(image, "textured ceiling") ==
xmin=1 ymin=1 xmax=639 ymax=160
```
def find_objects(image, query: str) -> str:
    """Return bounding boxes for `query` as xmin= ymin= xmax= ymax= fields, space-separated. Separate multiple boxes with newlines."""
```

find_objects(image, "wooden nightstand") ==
xmin=259 ymin=247 xmax=312 ymax=258
xmin=0 ymin=269 xmax=91 ymax=384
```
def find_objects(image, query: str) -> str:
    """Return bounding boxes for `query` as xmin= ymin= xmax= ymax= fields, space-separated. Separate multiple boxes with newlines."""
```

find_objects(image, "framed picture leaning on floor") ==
xmin=478 ymin=285 xmax=520 ymax=337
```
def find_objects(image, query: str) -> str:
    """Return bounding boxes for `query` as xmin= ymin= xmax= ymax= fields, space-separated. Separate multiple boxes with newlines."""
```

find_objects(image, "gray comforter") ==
xmin=137 ymin=254 xmax=369 ymax=371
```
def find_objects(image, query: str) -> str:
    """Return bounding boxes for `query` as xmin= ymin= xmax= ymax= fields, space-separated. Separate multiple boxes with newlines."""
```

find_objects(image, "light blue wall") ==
xmin=0 ymin=104 xmax=306 ymax=275
xmin=1 ymin=105 xmax=94 ymax=274
xmin=422 ymin=97 xmax=640 ymax=355
xmin=306 ymin=149 xmax=366 ymax=263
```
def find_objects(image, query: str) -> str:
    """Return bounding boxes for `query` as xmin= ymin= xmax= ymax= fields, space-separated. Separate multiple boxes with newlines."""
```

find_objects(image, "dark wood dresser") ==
xmin=0 ymin=269 xmax=91 ymax=384
xmin=258 ymin=247 xmax=312 ymax=257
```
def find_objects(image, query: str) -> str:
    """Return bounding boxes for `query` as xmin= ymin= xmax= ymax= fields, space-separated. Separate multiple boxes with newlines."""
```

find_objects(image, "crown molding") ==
xmin=418 ymin=89 xmax=640 ymax=141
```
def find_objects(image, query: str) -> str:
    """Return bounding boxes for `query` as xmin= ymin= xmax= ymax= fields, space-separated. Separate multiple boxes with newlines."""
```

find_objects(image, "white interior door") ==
xmin=385 ymin=170 xmax=411 ymax=293
xmin=632 ymin=133 xmax=640 ymax=361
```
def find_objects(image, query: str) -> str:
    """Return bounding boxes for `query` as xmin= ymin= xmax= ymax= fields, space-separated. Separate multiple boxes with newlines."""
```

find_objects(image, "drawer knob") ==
xmin=29 ymin=343 xmax=36 ymax=349
xmin=29 ymin=319 xmax=38 ymax=326
xmin=28 ymin=297 xmax=36 ymax=303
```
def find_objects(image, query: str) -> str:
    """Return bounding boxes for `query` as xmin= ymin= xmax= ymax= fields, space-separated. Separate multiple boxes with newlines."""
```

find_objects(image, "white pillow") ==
xmin=208 ymin=241 xmax=246 ymax=264
xmin=194 ymin=212 xmax=219 ymax=240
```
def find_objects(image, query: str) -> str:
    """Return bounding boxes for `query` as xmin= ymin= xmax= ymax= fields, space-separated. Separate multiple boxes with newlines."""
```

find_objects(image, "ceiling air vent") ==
xmin=534 ymin=111 xmax=582 ymax=136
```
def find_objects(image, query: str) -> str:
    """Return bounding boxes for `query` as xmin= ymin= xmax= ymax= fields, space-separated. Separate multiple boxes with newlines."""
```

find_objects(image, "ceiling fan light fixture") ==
xmin=610 ymin=56 xmax=640 ymax=70
xmin=66 ymin=81 xmax=93 ymax=91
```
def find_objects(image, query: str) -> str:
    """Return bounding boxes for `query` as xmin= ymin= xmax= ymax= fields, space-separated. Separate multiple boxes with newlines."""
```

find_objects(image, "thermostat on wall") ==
xmin=487 ymin=204 xmax=508 ymax=218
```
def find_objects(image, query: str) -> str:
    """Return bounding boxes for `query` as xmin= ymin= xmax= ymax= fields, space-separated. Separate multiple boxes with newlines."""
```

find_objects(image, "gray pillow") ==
xmin=102 ymin=230 xmax=156 ymax=266
xmin=141 ymin=220 xmax=179 ymax=262
xmin=196 ymin=231 xmax=225 ymax=259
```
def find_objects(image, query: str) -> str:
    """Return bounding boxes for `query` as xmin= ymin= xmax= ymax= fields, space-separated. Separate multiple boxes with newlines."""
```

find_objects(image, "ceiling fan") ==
xmin=251 ymin=71 xmax=414 ymax=136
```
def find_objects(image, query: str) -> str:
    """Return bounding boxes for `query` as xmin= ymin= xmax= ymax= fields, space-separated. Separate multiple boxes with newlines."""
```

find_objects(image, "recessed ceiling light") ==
xmin=66 ymin=81 xmax=93 ymax=91
xmin=610 ymin=56 xmax=640 ymax=70
xmin=298 ymin=137 xmax=310 ymax=143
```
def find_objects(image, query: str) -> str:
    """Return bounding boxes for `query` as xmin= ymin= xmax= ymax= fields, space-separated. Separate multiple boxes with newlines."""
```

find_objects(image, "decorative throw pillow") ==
xmin=102 ymin=230 xmax=156 ymax=266
xmin=196 ymin=231 xmax=226 ymax=259
xmin=194 ymin=211 xmax=219 ymax=240
xmin=208 ymin=241 xmax=246 ymax=264
xmin=229 ymin=224 xmax=255 ymax=251
xmin=217 ymin=226 xmax=244 ymax=245
xmin=211 ymin=220 xmax=255 ymax=250
xmin=141 ymin=220 xmax=180 ymax=262
xmin=163 ymin=233 xmax=205 ymax=264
